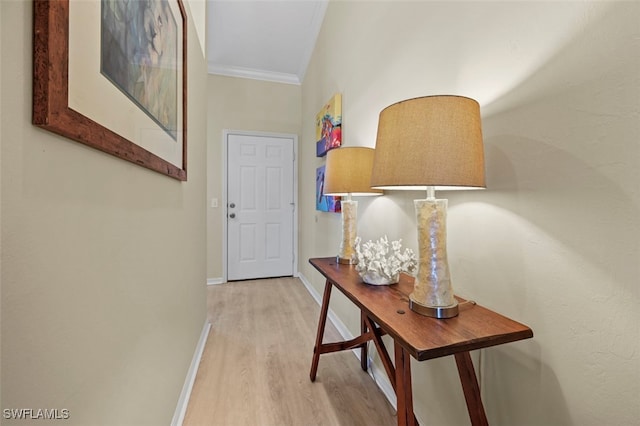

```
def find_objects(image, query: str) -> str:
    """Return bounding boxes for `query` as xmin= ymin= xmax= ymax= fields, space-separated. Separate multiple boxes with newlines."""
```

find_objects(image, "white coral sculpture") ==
xmin=353 ymin=236 xmax=417 ymax=284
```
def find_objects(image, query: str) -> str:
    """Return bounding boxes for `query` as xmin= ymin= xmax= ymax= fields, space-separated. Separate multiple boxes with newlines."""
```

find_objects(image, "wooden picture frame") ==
xmin=33 ymin=0 xmax=188 ymax=181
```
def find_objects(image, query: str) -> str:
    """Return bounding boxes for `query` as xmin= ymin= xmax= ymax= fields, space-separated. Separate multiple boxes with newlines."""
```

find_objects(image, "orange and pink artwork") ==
xmin=316 ymin=94 xmax=342 ymax=157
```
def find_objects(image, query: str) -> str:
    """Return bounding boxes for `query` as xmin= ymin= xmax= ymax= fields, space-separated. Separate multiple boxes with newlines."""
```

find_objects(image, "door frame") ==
xmin=222 ymin=129 xmax=299 ymax=283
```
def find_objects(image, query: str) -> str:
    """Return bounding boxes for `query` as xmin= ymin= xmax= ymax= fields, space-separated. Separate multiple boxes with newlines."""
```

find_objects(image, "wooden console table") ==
xmin=309 ymin=257 xmax=533 ymax=426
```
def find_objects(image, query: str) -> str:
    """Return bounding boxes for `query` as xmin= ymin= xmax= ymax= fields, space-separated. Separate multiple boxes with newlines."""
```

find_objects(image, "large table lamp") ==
xmin=324 ymin=147 xmax=383 ymax=264
xmin=371 ymin=95 xmax=485 ymax=318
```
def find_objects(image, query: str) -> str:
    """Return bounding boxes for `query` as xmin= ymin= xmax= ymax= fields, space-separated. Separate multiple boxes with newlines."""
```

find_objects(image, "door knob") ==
xmin=229 ymin=213 xmax=236 ymax=219
xmin=229 ymin=203 xmax=236 ymax=208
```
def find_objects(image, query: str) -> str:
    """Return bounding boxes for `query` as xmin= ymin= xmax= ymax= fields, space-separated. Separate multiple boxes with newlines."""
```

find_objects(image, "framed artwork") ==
xmin=33 ymin=0 xmax=188 ymax=180
xmin=316 ymin=93 xmax=342 ymax=157
xmin=316 ymin=165 xmax=341 ymax=213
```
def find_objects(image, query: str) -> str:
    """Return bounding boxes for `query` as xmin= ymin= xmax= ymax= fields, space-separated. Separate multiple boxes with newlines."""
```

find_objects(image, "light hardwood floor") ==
xmin=183 ymin=277 xmax=397 ymax=426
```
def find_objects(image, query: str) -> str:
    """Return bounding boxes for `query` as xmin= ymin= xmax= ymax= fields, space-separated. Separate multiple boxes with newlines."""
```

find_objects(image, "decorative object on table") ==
xmin=33 ymin=0 xmax=188 ymax=180
xmin=316 ymin=94 xmax=342 ymax=157
xmin=353 ymin=236 xmax=417 ymax=285
xmin=371 ymin=95 xmax=485 ymax=317
xmin=316 ymin=165 xmax=341 ymax=212
xmin=323 ymin=147 xmax=383 ymax=263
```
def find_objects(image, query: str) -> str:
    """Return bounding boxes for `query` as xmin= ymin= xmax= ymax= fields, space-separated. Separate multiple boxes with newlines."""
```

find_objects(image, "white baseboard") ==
xmin=297 ymin=273 xmax=398 ymax=410
xmin=171 ymin=321 xmax=211 ymax=426
xmin=207 ymin=277 xmax=224 ymax=285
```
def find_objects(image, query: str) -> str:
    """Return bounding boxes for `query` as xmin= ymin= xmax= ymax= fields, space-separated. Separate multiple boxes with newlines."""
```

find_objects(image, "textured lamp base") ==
xmin=411 ymin=197 xmax=458 ymax=319
xmin=409 ymin=295 xmax=459 ymax=318
xmin=337 ymin=256 xmax=356 ymax=265
xmin=337 ymin=200 xmax=358 ymax=265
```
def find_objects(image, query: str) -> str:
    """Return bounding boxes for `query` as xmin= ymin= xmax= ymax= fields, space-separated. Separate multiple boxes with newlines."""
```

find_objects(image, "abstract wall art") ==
xmin=316 ymin=93 xmax=342 ymax=157
xmin=316 ymin=165 xmax=341 ymax=213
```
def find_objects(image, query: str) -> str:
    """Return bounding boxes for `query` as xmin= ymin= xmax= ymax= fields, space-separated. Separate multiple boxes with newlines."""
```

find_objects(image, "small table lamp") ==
xmin=371 ymin=95 xmax=485 ymax=318
xmin=324 ymin=147 xmax=383 ymax=264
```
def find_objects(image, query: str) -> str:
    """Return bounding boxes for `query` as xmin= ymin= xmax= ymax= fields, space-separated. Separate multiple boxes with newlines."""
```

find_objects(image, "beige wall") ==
xmin=300 ymin=1 xmax=639 ymax=425
xmin=207 ymin=75 xmax=301 ymax=280
xmin=0 ymin=1 xmax=208 ymax=424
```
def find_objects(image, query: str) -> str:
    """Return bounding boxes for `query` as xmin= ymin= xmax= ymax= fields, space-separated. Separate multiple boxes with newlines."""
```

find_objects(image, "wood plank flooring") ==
xmin=183 ymin=277 xmax=396 ymax=426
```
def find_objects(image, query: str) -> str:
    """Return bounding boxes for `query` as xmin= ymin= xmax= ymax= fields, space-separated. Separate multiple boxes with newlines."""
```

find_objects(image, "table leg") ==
xmin=364 ymin=316 xmax=396 ymax=390
xmin=394 ymin=341 xmax=416 ymax=426
xmin=310 ymin=280 xmax=333 ymax=382
xmin=454 ymin=352 xmax=488 ymax=426
xmin=360 ymin=311 xmax=368 ymax=371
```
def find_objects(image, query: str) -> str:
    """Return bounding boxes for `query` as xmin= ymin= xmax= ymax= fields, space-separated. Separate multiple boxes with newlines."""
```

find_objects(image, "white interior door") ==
xmin=227 ymin=133 xmax=295 ymax=281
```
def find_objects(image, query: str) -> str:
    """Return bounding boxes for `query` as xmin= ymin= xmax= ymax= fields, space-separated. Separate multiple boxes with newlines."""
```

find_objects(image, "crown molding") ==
xmin=208 ymin=63 xmax=301 ymax=85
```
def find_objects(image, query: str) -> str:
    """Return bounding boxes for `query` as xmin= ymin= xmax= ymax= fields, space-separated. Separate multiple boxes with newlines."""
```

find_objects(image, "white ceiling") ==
xmin=207 ymin=0 xmax=328 ymax=85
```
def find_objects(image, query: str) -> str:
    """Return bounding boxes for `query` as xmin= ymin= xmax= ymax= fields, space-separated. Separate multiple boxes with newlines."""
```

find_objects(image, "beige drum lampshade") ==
xmin=324 ymin=147 xmax=383 ymax=196
xmin=371 ymin=95 xmax=485 ymax=190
